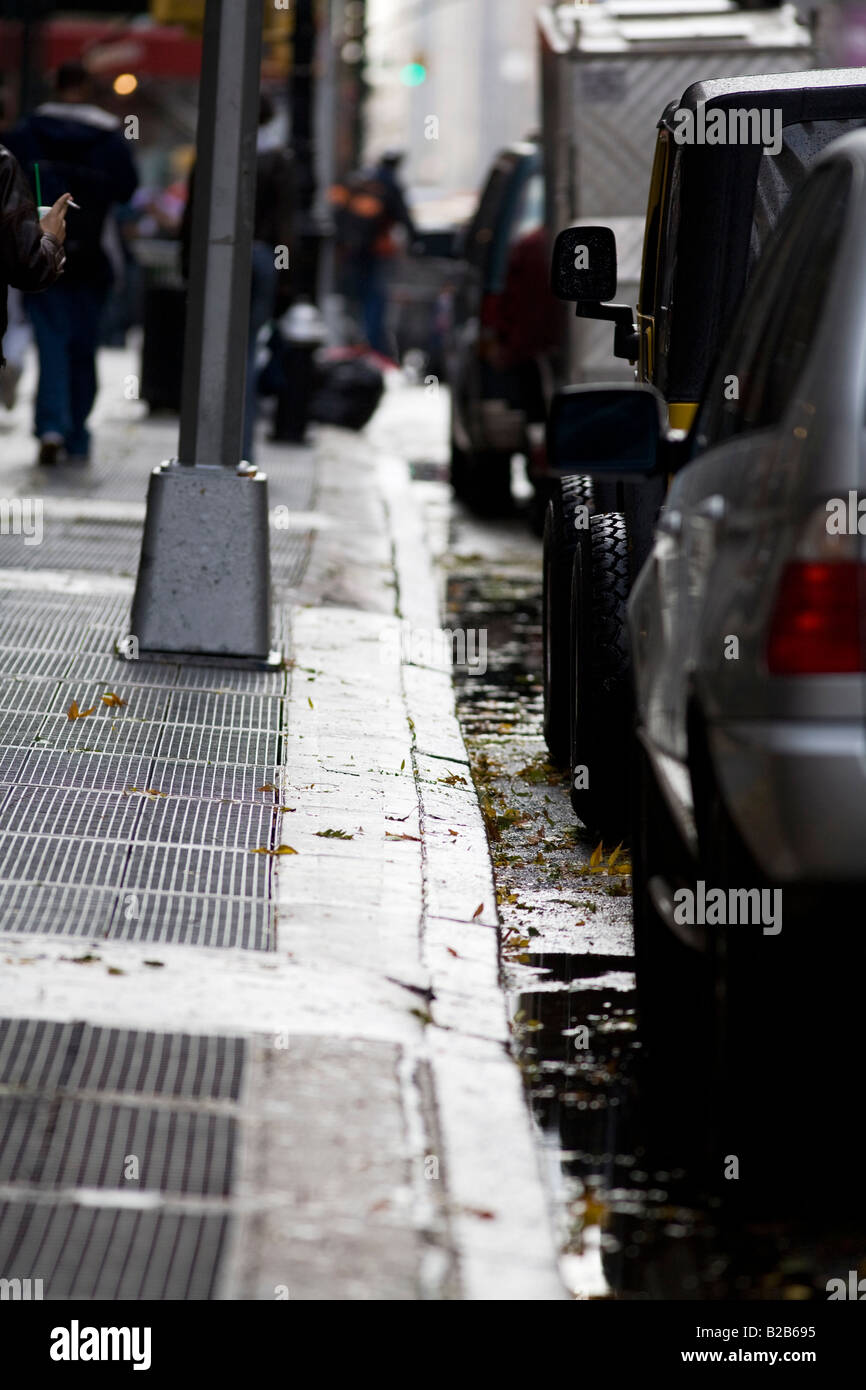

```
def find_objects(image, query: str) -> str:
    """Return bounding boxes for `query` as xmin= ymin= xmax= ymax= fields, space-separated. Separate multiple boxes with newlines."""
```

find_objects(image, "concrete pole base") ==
xmin=129 ymin=459 xmax=279 ymax=666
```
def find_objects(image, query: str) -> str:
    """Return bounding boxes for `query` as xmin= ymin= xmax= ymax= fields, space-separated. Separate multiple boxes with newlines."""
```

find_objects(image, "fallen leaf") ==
xmin=100 ymin=692 xmax=127 ymax=708
xmin=446 ymin=946 xmax=459 ymax=958
xmin=145 ymin=788 xmax=167 ymax=798
xmin=472 ymin=902 xmax=484 ymax=920
xmin=315 ymin=828 xmax=354 ymax=839
xmin=66 ymin=700 xmax=96 ymax=720
xmin=385 ymin=831 xmax=421 ymax=842
xmin=607 ymin=842 xmax=624 ymax=870
xmin=143 ymin=959 xmax=164 ymax=968
xmin=308 ymin=697 xmax=314 ymax=709
xmin=257 ymin=783 xmax=278 ymax=792
xmin=249 ymin=844 xmax=298 ymax=856
xmin=107 ymin=966 xmax=125 ymax=976
xmin=590 ymin=840 xmax=604 ymax=869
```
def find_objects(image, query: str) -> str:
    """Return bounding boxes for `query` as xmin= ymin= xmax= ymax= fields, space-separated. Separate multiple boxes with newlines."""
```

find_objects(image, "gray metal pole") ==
xmin=129 ymin=0 xmax=277 ymax=665
xmin=179 ymin=0 xmax=260 ymax=467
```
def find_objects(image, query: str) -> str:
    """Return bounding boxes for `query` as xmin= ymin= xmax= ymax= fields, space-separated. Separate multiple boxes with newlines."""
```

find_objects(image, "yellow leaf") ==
xmin=101 ymin=692 xmax=127 ymax=707
xmin=66 ymin=700 xmax=79 ymax=720
xmin=607 ymin=842 xmax=623 ymax=870
xmin=145 ymin=788 xmax=167 ymax=797
xmin=590 ymin=840 xmax=604 ymax=868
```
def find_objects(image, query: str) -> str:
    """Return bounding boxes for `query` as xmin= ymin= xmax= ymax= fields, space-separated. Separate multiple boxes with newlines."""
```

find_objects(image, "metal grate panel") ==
xmin=0 ymin=1019 xmax=245 ymax=1099
xmin=0 ymin=1202 xmax=229 ymax=1299
xmin=0 ymin=1099 xmax=235 ymax=1195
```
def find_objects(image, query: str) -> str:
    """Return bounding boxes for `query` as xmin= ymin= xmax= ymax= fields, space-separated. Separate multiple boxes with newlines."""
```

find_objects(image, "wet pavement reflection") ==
xmin=444 ymin=510 xmax=865 ymax=1301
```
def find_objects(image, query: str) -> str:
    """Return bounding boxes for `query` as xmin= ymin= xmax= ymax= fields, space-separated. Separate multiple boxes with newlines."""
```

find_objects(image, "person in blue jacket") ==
xmin=5 ymin=61 xmax=138 ymax=464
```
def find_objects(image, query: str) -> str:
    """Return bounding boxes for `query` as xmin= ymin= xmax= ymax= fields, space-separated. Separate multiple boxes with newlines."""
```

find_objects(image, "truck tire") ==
xmin=542 ymin=475 xmax=594 ymax=765
xmin=569 ymin=511 xmax=631 ymax=838
xmin=450 ymin=435 xmax=471 ymax=501
xmin=464 ymin=449 xmax=513 ymax=517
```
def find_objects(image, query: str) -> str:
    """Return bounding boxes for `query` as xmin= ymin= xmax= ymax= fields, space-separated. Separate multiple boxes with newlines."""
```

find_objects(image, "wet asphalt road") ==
xmin=432 ymin=471 xmax=865 ymax=1302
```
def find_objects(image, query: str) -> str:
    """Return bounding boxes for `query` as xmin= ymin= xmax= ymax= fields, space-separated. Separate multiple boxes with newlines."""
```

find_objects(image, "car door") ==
xmin=631 ymin=161 xmax=854 ymax=770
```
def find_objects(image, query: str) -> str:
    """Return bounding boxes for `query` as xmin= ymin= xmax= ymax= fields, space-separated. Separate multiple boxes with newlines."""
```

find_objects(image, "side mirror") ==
xmin=550 ymin=225 xmax=617 ymax=302
xmin=547 ymin=384 xmax=681 ymax=481
xmin=551 ymin=224 xmax=638 ymax=360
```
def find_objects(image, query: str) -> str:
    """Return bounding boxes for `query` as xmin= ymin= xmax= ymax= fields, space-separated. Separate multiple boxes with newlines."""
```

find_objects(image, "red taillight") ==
xmin=766 ymin=562 xmax=865 ymax=674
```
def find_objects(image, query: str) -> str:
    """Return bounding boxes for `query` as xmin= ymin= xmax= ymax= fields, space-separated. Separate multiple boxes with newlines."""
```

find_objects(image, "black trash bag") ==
xmin=309 ymin=355 xmax=384 ymax=431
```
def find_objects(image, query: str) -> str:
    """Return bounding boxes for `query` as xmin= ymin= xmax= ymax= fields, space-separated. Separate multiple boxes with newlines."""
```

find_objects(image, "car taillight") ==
xmin=766 ymin=561 xmax=865 ymax=674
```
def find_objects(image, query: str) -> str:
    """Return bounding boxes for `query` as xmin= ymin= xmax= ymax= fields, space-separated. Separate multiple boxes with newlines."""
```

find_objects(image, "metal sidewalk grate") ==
xmin=0 ymin=1100 xmax=235 ymax=1195
xmin=0 ymin=1202 xmax=229 ymax=1299
xmin=0 ymin=1019 xmax=245 ymax=1099
xmin=0 ymin=1020 xmax=244 ymax=1298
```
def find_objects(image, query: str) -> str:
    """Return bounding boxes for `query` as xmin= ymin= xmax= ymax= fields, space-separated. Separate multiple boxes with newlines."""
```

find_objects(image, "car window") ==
xmin=509 ymin=171 xmax=544 ymax=246
xmin=694 ymin=161 xmax=852 ymax=451
xmin=464 ymin=164 xmax=511 ymax=270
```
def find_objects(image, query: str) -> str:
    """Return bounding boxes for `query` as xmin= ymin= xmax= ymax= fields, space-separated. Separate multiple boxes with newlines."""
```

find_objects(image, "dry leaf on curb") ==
xmin=249 ymin=844 xmax=298 ymax=856
xmin=145 ymin=788 xmax=167 ymax=798
xmin=100 ymin=692 xmax=127 ymax=708
xmin=257 ymin=783 xmax=278 ymax=792
xmin=67 ymin=700 xmax=96 ymax=720
xmin=590 ymin=840 xmax=604 ymax=869
xmin=385 ymin=831 xmax=421 ymax=842
xmin=472 ymin=903 xmax=484 ymax=920
xmin=446 ymin=946 xmax=459 ymax=958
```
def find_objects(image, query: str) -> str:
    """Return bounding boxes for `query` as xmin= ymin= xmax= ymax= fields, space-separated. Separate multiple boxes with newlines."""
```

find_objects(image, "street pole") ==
xmin=130 ymin=0 xmax=277 ymax=665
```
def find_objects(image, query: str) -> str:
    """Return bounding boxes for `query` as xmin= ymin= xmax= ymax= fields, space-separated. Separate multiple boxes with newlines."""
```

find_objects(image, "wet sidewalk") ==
xmin=0 ymin=346 xmax=563 ymax=1300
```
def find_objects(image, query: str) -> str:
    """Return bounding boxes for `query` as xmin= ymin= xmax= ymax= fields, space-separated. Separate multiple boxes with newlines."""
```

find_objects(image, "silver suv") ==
xmin=546 ymin=129 xmax=866 ymax=1194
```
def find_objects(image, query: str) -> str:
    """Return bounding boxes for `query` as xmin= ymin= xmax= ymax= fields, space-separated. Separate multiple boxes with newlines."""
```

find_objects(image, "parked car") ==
xmin=552 ymin=129 xmax=866 ymax=1195
xmin=447 ymin=142 xmax=563 ymax=517
xmin=544 ymin=68 xmax=866 ymax=840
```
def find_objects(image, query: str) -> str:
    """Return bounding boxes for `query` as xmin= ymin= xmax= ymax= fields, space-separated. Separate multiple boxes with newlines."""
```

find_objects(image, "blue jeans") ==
xmin=243 ymin=241 xmax=278 ymax=463
xmin=26 ymin=280 xmax=108 ymax=456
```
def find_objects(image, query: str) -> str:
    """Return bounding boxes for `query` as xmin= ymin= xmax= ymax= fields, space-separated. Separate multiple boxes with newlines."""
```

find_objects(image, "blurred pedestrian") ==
xmin=0 ymin=146 xmax=68 ymax=397
xmin=181 ymin=95 xmax=294 ymax=463
xmin=5 ymin=61 xmax=139 ymax=464
xmin=329 ymin=150 xmax=417 ymax=358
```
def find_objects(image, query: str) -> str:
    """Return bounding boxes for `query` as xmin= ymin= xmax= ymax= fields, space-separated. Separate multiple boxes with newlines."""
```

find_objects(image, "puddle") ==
xmin=445 ymin=545 xmax=865 ymax=1301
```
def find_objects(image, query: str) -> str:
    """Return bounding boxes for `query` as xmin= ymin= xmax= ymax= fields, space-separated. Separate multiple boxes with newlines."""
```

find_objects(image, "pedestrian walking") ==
xmin=329 ymin=150 xmax=417 ymax=358
xmin=0 ymin=146 xmax=68 ymax=383
xmin=5 ymin=61 xmax=139 ymax=464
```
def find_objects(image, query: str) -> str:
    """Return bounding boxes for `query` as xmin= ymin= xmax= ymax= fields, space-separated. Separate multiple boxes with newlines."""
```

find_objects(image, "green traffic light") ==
xmin=400 ymin=62 xmax=427 ymax=87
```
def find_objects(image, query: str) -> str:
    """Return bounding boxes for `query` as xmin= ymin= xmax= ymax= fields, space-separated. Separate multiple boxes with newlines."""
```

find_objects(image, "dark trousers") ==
xmin=26 ymin=279 xmax=108 ymax=456
xmin=243 ymin=241 xmax=278 ymax=463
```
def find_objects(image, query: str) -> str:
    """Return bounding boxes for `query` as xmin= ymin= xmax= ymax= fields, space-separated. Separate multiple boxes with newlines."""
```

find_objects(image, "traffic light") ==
xmin=399 ymin=60 xmax=427 ymax=87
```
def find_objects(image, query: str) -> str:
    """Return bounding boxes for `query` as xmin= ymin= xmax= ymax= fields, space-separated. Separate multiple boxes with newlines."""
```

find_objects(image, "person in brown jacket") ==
xmin=0 ymin=145 xmax=69 ymax=376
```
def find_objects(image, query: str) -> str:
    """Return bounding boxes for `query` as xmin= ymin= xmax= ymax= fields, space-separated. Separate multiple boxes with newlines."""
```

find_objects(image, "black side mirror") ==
xmin=547 ymin=384 xmax=678 ymax=481
xmin=551 ymin=224 xmax=637 ymax=361
xmin=550 ymin=226 xmax=617 ymax=302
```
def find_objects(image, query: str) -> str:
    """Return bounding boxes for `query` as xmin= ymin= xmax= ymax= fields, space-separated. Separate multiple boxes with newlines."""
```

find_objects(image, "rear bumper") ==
xmin=709 ymin=718 xmax=866 ymax=882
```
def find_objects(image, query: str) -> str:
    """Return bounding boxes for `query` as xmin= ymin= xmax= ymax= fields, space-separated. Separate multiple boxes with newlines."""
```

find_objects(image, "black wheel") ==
xmin=630 ymin=729 xmax=713 ymax=1167
xmin=463 ymin=448 xmax=513 ymax=517
xmin=569 ymin=511 xmax=631 ymax=839
xmin=450 ymin=435 xmax=472 ymax=501
xmin=542 ymin=475 xmax=594 ymax=765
